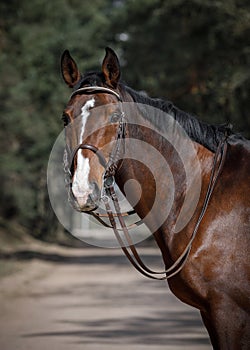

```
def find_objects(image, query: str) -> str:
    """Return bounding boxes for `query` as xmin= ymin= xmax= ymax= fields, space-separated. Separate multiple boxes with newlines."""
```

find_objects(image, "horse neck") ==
xmin=117 ymin=115 xmax=214 ymax=260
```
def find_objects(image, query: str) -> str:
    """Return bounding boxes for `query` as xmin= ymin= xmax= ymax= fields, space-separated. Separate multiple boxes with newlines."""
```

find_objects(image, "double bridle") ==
xmin=65 ymin=86 xmax=229 ymax=280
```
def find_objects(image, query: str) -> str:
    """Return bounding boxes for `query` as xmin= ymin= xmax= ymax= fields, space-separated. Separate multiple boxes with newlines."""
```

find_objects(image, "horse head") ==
xmin=61 ymin=48 xmax=124 ymax=212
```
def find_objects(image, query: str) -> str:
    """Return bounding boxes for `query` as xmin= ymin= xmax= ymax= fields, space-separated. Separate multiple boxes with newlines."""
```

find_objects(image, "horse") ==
xmin=60 ymin=47 xmax=250 ymax=349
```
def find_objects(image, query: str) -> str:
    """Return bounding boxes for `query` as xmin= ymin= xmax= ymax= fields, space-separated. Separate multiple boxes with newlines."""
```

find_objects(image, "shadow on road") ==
xmin=0 ymin=249 xmax=161 ymax=267
xmin=23 ymin=309 xmax=210 ymax=347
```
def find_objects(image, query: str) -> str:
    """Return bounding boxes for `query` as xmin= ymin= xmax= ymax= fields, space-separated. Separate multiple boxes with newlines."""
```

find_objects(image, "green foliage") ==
xmin=0 ymin=0 xmax=116 ymax=237
xmin=0 ymin=0 xmax=249 ymax=239
xmin=111 ymin=0 xmax=250 ymax=131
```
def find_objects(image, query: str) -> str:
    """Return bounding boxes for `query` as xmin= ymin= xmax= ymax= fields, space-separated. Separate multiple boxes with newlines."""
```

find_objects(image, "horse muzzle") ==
xmin=71 ymin=181 xmax=100 ymax=212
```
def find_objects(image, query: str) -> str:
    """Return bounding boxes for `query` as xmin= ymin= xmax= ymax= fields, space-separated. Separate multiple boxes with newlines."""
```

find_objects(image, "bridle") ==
xmin=65 ymin=86 xmax=139 ymax=219
xmin=65 ymin=86 xmax=230 ymax=280
xmin=69 ymin=86 xmax=125 ymax=176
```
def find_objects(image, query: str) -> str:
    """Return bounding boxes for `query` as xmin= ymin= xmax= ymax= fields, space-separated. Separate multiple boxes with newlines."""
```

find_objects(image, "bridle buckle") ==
xmin=104 ymin=176 xmax=115 ymax=189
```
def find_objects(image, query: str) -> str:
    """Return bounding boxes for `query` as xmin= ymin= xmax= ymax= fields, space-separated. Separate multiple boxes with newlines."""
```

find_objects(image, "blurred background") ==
xmin=0 ymin=0 xmax=249 ymax=244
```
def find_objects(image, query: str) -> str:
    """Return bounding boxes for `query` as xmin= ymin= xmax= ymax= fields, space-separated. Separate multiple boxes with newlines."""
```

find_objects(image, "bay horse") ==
xmin=60 ymin=47 xmax=250 ymax=349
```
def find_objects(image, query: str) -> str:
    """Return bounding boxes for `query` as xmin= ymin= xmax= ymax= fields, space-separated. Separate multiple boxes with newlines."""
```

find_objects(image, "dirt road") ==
xmin=0 ymin=246 xmax=211 ymax=350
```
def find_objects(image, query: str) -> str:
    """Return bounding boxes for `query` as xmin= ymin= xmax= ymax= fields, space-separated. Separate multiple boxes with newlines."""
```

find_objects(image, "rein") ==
xmin=67 ymin=86 xmax=229 ymax=280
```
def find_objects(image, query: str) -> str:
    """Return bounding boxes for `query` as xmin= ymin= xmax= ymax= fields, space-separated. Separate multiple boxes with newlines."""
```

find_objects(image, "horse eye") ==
xmin=110 ymin=112 xmax=121 ymax=123
xmin=62 ymin=113 xmax=70 ymax=127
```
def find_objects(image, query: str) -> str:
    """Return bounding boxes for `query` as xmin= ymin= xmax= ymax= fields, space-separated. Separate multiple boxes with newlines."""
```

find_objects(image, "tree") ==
xmin=110 ymin=0 xmax=250 ymax=134
xmin=0 ymin=0 xmax=116 ymax=238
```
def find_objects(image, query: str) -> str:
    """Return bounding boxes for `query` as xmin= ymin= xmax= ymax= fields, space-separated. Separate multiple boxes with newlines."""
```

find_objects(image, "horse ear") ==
xmin=61 ymin=50 xmax=81 ymax=88
xmin=102 ymin=47 xmax=121 ymax=88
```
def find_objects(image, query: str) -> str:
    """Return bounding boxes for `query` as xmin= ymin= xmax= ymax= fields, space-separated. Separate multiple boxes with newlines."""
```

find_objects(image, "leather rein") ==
xmin=66 ymin=86 xmax=229 ymax=280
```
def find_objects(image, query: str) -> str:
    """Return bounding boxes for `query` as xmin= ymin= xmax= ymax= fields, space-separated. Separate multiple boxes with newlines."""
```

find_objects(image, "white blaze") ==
xmin=72 ymin=98 xmax=95 ymax=203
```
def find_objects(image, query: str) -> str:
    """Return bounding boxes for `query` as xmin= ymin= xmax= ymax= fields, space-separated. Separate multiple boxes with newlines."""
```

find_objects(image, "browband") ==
xmin=70 ymin=86 xmax=122 ymax=101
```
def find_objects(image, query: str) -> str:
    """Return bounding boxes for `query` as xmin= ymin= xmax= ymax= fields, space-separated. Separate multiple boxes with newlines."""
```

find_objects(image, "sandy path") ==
xmin=0 ymin=246 xmax=211 ymax=350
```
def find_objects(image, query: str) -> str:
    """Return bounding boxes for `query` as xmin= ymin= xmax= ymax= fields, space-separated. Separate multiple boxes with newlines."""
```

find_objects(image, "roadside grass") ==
xmin=0 ymin=220 xmax=35 ymax=278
